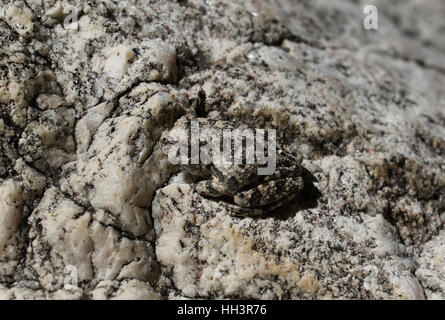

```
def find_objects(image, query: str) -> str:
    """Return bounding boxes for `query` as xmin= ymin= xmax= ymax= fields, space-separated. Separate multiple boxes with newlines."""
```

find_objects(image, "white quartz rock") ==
xmin=0 ymin=180 xmax=23 ymax=252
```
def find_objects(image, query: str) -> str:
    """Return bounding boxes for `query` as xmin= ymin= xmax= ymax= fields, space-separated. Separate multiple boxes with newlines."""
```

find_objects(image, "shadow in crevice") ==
xmin=260 ymin=167 xmax=322 ymax=221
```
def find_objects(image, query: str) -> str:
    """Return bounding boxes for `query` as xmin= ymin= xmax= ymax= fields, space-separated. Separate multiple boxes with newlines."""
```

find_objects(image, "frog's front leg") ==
xmin=221 ymin=176 xmax=304 ymax=217
xmin=194 ymin=166 xmax=257 ymax=198
xmin=234 ymin=177 xmax=304 ymax=208
xmin=218 ymin=202 xmax=266 ymax=217
xmin=194 ymin=176 xmax=236 ymax=198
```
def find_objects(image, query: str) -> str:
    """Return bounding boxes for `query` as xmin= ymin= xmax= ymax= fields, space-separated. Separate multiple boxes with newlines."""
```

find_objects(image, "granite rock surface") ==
xmin=0 ymin=0 xmax=444 ymax=299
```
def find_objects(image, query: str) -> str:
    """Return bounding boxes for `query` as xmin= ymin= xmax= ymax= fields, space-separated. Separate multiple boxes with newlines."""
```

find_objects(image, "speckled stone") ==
xmin=0 ymin=0 xmax=444 ymax=299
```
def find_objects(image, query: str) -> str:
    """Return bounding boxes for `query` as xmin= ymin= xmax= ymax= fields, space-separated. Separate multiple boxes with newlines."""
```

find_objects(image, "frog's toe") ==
xmin=195 ymin=179 xmax=219 ymax=197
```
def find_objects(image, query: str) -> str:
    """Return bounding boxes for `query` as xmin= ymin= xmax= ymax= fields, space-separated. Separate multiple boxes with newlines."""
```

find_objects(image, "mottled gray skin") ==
xmin=162 ymin=116 xmax=304 ymax=216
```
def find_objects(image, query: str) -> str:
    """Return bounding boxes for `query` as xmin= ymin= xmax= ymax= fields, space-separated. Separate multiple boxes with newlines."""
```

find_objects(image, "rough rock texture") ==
xmin=0 ymin=0 xmax=444 ymax=299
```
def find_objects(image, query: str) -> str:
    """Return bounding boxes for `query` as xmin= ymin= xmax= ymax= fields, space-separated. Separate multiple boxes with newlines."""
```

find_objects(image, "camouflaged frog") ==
xmin=160 ymin=115 xmax=304 ymax=216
